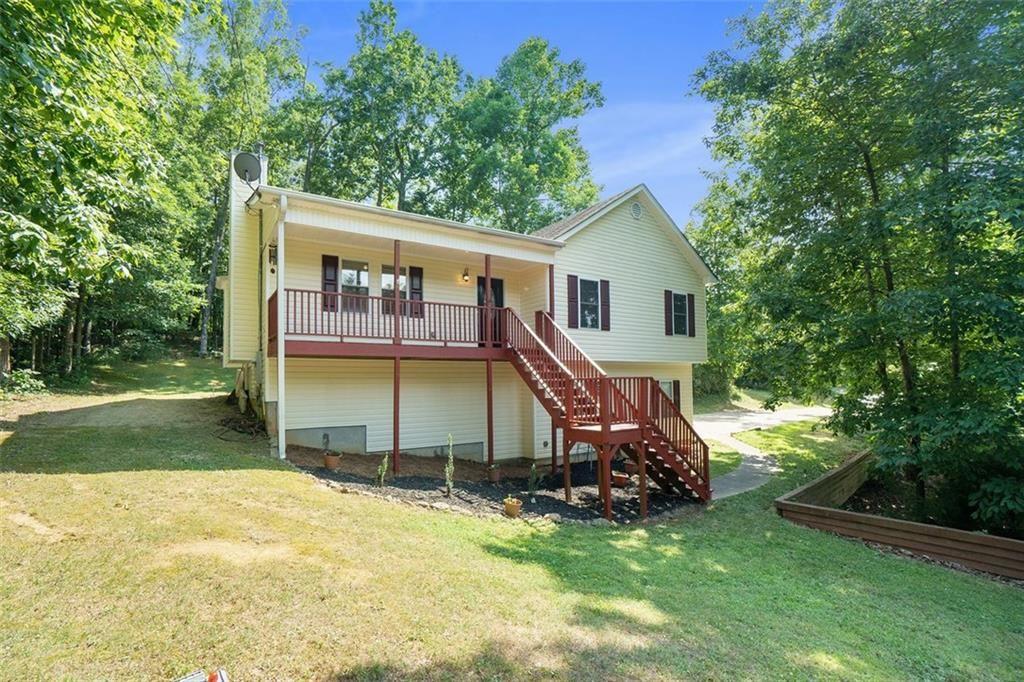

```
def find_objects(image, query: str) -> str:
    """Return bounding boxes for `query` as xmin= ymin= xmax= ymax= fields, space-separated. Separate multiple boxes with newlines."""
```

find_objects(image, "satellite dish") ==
xmin=233 ymin=152 xmax=262 ymax=184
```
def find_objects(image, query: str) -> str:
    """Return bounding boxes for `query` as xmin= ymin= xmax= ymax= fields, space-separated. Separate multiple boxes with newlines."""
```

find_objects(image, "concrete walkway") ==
xmin=695 ymin=406 xmax=832 ymax=499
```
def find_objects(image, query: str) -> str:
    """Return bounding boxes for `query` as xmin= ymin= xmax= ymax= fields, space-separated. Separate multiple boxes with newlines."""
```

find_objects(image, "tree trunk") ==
xmin=199 ymin=179 xmax=231 ymax=357
xmin=0 ymin=336 xmax=11 ymax=382
xmin=83 ymin=319 xmax=92 ymax=357
xmin=73 ymin=283 xmax=85 ymax=364
xmin=62 ymin=307 xmax=75 ymax=375
xmin=861 ymin=146 xmax=924 ymax=499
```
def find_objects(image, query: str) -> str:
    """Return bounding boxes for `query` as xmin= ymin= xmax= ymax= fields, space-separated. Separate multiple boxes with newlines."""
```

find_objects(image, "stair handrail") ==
xmin=503 ymin=309 xmax=585 ymax=415
xmin=646 ymin=378 xmax=710 ymax=488
xmin=536 ymin=311 xmax=598 ymax=378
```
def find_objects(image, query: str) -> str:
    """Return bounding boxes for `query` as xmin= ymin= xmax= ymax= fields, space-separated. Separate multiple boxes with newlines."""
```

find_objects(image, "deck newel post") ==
xmin=393 ymin=239 xmax=401 ymax=473
xmin=600 ymin=376 xmax=611 ymax=441
xmin=563 ymin=436 xmax=572 ymax=502
xmin=637 ymin=440 xmax=648 ymax=520
xmin=275 ymin=196 xmax=287 ymax=460
xmin=548 ymin=263 xmax=557 ymax=474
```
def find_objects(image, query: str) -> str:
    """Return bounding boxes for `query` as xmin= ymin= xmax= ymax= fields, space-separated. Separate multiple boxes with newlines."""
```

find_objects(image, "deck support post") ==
xmin=636 ymin=440 xmax=648 ymax=520
xmin=486 ymin=358 xmax=494 ymax=467
xmin=600 ymin=445 xmax=614 ymax=520
xmin=275 ymin=196 xmax=287 ymax=460
xmin=563 ymin=436 xmax=572 ymax=502
xmin=393 ymin=239 xmax=401 ymax=473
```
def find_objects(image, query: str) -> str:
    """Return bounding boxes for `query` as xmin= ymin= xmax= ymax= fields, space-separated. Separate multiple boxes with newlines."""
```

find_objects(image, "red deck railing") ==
xmin=610 ymin=376 xmax=710 ymax=487
xmin=278 ymin=288 xmax=505 ymax=345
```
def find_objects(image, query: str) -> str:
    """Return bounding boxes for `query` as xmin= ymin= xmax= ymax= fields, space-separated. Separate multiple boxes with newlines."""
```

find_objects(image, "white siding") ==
xmin=279 ymin=238 xmax=526 ymax=312
xmin=225 ymin=153 xmax=273 ymax=365
xmin=552 ymin=196 xmax=708 ymax=364
xmin=266 ymin=358 xmax=533 ymax=461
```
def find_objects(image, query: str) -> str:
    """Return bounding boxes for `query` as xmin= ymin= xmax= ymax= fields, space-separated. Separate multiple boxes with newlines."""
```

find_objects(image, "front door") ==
xmin=477 ymin=276 xmax=504 ymax=346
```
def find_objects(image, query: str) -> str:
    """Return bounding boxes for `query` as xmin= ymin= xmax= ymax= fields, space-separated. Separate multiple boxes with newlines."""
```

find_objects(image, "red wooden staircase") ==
xmin=503 ymin=309 xmax=711 ymax=519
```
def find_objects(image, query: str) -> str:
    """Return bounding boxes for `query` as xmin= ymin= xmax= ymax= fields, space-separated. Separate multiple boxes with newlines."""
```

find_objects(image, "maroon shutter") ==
xmin=687 ymin=293 xmax=696 ymax=337
xmin=599 ymin=279 xmax=610 ymax=331
xmin=672 ymin=380 xmax=681 ymax=409
xmin=322 ymin=255 xmax=338 ymax=312
xmin=664 ymin=290 xmax=673 ymax=335
xmin=567 ymin=274 xmax=579 ymax=328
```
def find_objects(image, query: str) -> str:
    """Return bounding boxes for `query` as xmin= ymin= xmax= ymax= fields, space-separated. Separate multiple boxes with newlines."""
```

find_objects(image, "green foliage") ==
xmin=0 ymin=369 xmax=47 ymax=395
xmin=693 ymin=0 xmax=1024 ymax=530
xmin=274 ymin=0 xmax=602 ymax=231
xmin=444 ymin=433 xmax=455 ymax=497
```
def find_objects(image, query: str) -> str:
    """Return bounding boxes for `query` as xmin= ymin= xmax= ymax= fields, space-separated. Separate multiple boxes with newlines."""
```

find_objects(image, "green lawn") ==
xmin=707 ymin=439 xmax=743 ymax=478
xmin=694 ymin=385 xmax=818 ymax=415
xmin=2 ymin=359 xmax=1022 ymax=679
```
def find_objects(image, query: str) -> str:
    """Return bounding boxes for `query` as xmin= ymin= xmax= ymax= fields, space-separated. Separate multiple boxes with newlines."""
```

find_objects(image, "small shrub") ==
xmin=444 ymin=434 xmax=455 ymax=497
xmin=376 ymin=452 xmax=390 ymax=487
xmin=1 ymin=368 xmax=47 ymax=395
xmin=118 ymin=330 xmax=168 ymax=361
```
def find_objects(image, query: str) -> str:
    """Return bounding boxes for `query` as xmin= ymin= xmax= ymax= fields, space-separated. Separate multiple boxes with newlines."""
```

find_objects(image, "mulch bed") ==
xmin=289 ymin=445 xmax=700 ymax=524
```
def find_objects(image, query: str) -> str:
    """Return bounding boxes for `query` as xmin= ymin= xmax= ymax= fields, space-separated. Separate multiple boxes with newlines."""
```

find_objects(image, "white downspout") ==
xmin=276 ymin=195 xmax=287 ymax=459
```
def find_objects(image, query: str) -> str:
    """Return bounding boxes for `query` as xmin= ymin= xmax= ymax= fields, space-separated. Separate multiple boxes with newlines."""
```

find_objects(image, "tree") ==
xmin=0 ymin=0 xmax=186 ymax=376
xmin=285 ymin=1 xmax=603 ymax=232
xmin=694 ymin=0 xmax=1023 ymax=534
xmin=161 ymin=0 xmax=302 ymax=356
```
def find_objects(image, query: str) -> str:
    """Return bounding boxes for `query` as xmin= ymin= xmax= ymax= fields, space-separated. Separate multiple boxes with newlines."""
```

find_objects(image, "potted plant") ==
xmin=503 ymin=495 xmax=522 ymax=518
xmin=488 ymin=464 xmax=501 ymax=483
xmin=624 ymin=460 xmax=639 ymax=476
xmin=611 ymin=470 xmax=629 ymax=488
xmin=322 ymin=434 xmax=340 ymax=470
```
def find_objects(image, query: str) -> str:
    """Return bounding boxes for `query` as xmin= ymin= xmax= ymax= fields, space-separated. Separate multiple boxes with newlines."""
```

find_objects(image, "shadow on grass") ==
xmin=467 ymin=423 xmax=1024 ymax=679
xmin=0 ymin=396 xmax=282 ymax=474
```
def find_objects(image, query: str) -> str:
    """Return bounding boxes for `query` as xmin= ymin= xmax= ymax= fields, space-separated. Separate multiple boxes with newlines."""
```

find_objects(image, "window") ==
xmin=672 ymin=292 xmax=688 ymax=336
xmin=382 ymin=265 xmax=407 ymax=315
xmin=579 ymin=278 xmax=600 ymax=329
xmin=341 ymin=260 xmax=369 ymax=312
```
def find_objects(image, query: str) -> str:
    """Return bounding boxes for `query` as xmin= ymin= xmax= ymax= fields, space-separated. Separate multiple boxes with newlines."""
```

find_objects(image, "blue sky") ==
xmin=288 ymin=1 xmax=762 ymax=223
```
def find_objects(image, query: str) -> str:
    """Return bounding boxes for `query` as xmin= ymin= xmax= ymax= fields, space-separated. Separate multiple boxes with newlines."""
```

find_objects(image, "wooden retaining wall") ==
xmin=775 ymin=452 xmax=1024 ymax=580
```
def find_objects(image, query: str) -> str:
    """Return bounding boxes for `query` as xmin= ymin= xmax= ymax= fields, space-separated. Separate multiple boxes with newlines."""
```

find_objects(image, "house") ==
xmin=220 ymin=152 xmax=718 ymax=518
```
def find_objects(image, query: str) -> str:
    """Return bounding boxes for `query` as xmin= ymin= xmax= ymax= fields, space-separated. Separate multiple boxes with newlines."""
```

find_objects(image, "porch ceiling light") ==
xmin=462 ymin=267 xmax=470 ymax=283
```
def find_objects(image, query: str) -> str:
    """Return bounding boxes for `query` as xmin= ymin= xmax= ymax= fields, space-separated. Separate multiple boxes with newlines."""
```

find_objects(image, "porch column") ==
xmin=393 ymin=239 xmax=401 ymax=473
xmin=484 ymin=254 xmax=494 ymax=466
xmin=275 ymin=196 xmax=287 ymax=460
xmin=549 ymin=263 xmax=557 ymax=474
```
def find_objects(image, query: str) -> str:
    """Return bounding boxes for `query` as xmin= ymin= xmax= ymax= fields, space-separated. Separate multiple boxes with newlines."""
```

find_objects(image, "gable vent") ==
xmin=630 ymin=201 xmax=643 ymax=219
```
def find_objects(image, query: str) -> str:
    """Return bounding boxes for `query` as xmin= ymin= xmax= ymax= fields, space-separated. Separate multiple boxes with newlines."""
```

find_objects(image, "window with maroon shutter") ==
xmin=687 ymin=293 xmax=696 ymax=337
xmin=672 ymin=380 xmax=681 ymax=409
xmin=599 ymin=279 xmax=610 ymax=331
xmin=567 ymin=274 xmax=579 ymax=328
xmin=665 ymin=290 xmax=692 ymax=335
xmin=322 ymin=255 xmax=338 ymax=312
